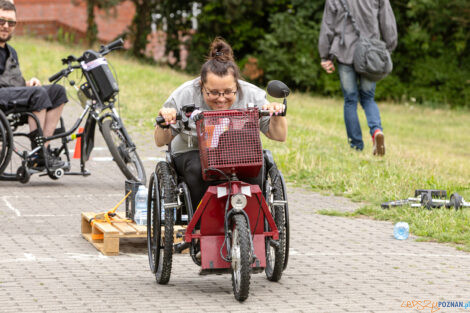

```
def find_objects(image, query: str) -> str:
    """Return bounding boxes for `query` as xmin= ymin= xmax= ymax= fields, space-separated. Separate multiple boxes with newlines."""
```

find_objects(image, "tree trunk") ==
xmin=130 ymin=0 xmax=154 ymax=58
xmin=86 ymin=0 xmax=98 ymax=46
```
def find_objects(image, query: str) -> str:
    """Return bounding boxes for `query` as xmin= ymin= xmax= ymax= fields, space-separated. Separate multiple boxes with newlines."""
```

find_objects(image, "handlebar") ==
xmin=101 ymin=38 xmax=124 ymax=54
xmin=48 ymin=38 xmax=124 ymax=83
xmin=155 ymin=113 xmax=182 ymax=128
xmin=48 ymin=69 xmax=68 ymax=83
xmin=155 ymin=108 xmax=279 ymax=129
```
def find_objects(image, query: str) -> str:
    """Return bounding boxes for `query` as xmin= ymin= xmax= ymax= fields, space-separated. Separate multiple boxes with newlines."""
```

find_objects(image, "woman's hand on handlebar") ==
xmin=158 ymin=108 xmax=178 ymax=126
xmin=262 ymin=102 xmax=285 ymax=116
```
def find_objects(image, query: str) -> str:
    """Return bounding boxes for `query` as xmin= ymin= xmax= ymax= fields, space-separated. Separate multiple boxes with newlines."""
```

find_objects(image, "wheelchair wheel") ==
xmin=0 ymin=110 xmax=13 ymax=175
xmin=264 ymin=166 xmax=289 ymax=281
xmin=150 ymin=161 xmax=176 ymax=284
xmin=230 ymin=214 xmax=251 ymax=302
xmin=147 ymin=172 xmax=160 ymax=274
xmin=101 ymin=118 xmax=146 ymax=185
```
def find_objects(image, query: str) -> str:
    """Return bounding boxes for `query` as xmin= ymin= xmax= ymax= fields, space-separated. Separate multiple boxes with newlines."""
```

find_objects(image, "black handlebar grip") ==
xmin=48 ymin=69 xmax=65 ymax=83
xmin=155 ymin=113 xmax=182 ymax=128
xmin=106 ymin=38 xmax=124 ymax=51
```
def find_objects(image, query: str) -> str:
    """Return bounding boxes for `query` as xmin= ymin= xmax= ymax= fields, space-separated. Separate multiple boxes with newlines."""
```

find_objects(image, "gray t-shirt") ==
xmin=163 ymin=77 xmax=270 ymax=155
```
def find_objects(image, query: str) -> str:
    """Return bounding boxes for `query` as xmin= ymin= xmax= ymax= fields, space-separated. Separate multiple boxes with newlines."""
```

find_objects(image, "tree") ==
xmin=75 ymin=0 xmax=124 ymax=46
xmin=186 ymin=0 xmax=289 ymax=73
xmin=128 ymin=0 xmax=159 ymax=59
xmin=152 ymin=0 xmax=195 ymax=66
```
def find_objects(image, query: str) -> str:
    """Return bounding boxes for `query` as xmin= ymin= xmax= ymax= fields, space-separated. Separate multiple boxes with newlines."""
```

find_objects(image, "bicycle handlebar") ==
xmin=48 ymin=38 xmax=124 ymax=83
xmin=100 ymin=38 xmax=124 ymax=54
xmin=48 ymin=69 xmax=68 ymax=83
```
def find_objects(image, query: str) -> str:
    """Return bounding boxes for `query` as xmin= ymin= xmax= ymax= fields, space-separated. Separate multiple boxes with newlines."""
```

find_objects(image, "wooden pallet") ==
xmin=81 ymin=212 xmax=187 ymax=256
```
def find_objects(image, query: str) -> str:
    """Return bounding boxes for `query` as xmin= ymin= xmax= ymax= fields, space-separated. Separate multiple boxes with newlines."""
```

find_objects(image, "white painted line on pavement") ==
xmin=1 ymin=196 xmax=21 ymax=216
xmin=0 ymin=252 xmax=145 ymax=264
xmin=65 ymin=252 xmax=109 ymax=260
xmin=146 ymin=157 xmax=166 ymax=162
xmin=1 ymin=194 xmax=124 ymax=217
xmin=92 ymin=157 xmax=113 ymax=161
xmin=24 ymin=253 xmax=36 ymax=261
xmin=22 ymin=214 xmax=76 ymax=217
xmin=69 ymin=147 xmax=107 ymax=153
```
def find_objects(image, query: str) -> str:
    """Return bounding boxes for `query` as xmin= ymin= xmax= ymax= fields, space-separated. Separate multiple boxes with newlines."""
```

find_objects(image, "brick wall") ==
xmin=12 ymin=0 xmax=189 ymax=68
xmin=14 ymin=0 xmax=135 ymax=43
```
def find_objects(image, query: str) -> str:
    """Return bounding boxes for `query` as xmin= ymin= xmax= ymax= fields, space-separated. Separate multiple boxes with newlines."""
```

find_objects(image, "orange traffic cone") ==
xmin=73 ymin=127 xmax=84 ymax=159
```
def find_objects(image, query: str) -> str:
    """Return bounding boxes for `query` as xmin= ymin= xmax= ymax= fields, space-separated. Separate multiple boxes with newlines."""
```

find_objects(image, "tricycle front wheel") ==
xmin=231 ymin=214 xmax=251 ymax=302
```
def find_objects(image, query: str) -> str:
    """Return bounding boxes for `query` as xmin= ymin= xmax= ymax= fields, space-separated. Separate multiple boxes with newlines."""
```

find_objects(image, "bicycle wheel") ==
xmin=101 ymin=118 xmax=146 ymax=184
xmin=230 ymin=214 xmax=252 ymax=302
xmin=264 ymin=166 xmax=287 ymax=282
xmin=0 ymin=111 xmax=13 ymax=175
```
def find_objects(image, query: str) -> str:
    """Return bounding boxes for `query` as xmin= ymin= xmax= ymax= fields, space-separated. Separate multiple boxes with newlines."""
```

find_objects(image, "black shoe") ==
xmin=45 ymin=151 xmax=65 ymax=169
xmin=28 ymin=149 xmax=65 ymax=170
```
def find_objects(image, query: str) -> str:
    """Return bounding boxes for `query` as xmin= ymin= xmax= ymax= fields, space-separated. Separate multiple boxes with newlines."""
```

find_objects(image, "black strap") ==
xmin=339 ymin=0 xmax=361 ymax=45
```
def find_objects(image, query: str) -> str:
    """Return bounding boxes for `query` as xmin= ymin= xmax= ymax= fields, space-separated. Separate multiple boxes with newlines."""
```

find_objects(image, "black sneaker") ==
xmin=28 ymin=149 xmax=65 ymax=170
xmin=45 ymin=152 xmax=65 ymax=169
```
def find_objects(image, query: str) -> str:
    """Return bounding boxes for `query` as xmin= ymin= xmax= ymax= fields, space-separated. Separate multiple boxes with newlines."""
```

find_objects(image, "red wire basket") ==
xmin=196 ymin=109 xmax=263 ymax=181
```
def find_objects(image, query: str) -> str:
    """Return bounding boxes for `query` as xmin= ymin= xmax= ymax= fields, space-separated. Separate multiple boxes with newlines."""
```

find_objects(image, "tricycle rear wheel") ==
xmin=264 ymin=167 xmax=288 ymax=281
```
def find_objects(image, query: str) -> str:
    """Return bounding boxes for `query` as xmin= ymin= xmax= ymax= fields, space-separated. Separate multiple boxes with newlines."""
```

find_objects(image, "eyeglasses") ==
xmin=203 ymin=86 xmax=237 ymax=100
xmin=0 ymin=18 xmax=17 ymax=27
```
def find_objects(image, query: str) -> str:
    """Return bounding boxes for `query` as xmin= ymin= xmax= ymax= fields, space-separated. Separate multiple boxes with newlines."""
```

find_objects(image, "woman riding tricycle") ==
xmin=147 ymin=37 xmax=290 ymax=301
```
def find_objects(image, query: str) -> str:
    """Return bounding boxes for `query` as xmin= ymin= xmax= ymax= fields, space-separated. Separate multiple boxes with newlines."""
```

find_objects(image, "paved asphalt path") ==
xmin=1 ymin=103 xmax=469 ymax=313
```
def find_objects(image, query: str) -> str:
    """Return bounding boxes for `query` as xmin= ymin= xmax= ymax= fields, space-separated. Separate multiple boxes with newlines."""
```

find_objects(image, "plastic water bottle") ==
xmin=393 ymin=222 xmax=409 ymax=240
xmin=134 ymin=185 xmax=148 ymax=225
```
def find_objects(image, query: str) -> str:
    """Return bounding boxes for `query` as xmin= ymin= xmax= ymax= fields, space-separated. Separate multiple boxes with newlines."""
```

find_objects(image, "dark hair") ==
xmin=200 ymin=37 xmax=242 ymax=98
xmin=0 ymin=0 xmax=16 ymax=12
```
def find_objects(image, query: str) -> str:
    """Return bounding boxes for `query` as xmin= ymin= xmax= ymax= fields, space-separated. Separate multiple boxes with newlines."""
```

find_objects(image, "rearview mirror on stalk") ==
xmin=267 ymin=80 xmax=290 ymax=116
xmin=267 ymin=80 xmax=290 ymax=98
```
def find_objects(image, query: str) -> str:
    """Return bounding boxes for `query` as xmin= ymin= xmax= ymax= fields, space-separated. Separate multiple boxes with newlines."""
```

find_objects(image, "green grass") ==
xmin=11 ymin=36 xmax=470 ymax=250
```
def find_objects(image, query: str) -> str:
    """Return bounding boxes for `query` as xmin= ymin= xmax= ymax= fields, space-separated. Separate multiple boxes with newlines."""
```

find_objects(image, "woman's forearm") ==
xmin=265 ymin=116 xmax=287 ymax=142
xmin=154 ymin=126 xmax=173 ymax=147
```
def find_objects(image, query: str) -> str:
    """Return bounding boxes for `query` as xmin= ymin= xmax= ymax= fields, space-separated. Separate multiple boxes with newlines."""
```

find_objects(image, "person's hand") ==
xmin=262 ymin=102 xmax=285 ymax=116
xmin=321 ymin=60 xmax=335 ymax=74
xmin=158 ymin=107 xmax=177 ymax=126
xmin=27 ymin=77 xmax=42 ymax=86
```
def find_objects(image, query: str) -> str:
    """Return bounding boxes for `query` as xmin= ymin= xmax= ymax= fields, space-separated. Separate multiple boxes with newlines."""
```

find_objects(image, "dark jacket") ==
xmin=0 ymin=44 xmax=26 ymax=88
xmin=318 ymin=0 xmax=397 ymax=64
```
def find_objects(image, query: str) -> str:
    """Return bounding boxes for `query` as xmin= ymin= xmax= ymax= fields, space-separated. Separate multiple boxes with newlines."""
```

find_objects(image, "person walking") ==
xmin=318 ymin=0 xmax=397 ymax=156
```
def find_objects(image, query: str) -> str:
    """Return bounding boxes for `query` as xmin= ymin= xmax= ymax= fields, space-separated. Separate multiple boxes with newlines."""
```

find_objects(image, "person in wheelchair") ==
xmin=0 ymin=0 xmax=67 ymax=169
xmin=154 ymin=37 xmax=287 ymax=211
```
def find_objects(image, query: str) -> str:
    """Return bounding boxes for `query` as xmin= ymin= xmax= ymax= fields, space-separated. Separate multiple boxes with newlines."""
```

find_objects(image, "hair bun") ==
xmin=209 ymin=37 xmax=234 ymax=62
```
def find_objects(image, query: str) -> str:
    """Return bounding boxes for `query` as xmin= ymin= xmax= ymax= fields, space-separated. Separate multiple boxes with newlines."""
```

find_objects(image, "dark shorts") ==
xmin=0 ymin=84 xmax=68 ymax=113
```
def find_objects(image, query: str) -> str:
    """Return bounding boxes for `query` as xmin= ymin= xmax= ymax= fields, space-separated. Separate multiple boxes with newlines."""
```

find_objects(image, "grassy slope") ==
xmin=12 ymin=37 xmax=470 ymax=250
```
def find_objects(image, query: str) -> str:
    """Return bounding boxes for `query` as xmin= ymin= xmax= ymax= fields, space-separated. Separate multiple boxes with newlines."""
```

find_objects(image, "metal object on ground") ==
xmin=381 ymin=189 xmax=469 ymax=210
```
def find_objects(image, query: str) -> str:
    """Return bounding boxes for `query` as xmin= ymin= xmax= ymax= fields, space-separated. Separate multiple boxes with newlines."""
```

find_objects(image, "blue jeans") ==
xmin=337 ymin=63 xmax=382 ymax=150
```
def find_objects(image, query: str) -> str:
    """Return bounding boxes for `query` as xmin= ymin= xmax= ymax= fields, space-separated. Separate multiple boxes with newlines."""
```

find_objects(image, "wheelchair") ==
xmin=147 ymin=81 xmax=291 ymax=301
xmin=0 ymin=106 xmax=73 ymax=183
